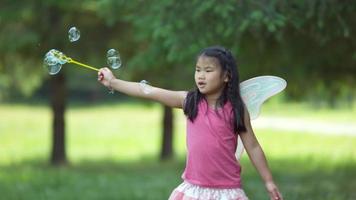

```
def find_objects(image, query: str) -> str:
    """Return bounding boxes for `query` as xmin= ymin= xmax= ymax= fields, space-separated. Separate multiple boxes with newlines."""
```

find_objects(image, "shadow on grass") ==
xmin=0 ymin=158 xmax=355 ymax=200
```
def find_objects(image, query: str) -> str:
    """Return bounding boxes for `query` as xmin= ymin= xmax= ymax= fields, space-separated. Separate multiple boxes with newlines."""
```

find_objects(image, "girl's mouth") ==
xmin=197 ymin=81 xmax=206 ymax=87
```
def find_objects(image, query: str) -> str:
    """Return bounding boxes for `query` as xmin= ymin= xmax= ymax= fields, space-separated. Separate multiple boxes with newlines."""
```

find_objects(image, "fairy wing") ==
xmin=235 ymin=76 xmax=287 ymax=160
xmin=240 ymin=76 xmax=287 ymax=119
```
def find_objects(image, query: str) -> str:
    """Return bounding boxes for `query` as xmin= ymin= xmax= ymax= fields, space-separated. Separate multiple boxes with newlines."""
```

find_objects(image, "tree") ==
xmin=0 ymin=0 xmax=134 ymax=165
xmin=98 ymin=0 xmax=356 ymax=159
xmin=0 ymin=1 xmax=68 ymax=165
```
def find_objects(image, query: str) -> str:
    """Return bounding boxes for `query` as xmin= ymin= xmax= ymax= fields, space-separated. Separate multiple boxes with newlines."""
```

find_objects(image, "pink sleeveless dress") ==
xmin=169 ymin=100 xmax=248 ymax=200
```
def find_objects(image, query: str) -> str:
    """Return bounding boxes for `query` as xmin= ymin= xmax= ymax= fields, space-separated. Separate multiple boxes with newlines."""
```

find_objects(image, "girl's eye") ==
xmin=196 ymin=69 xmax=201 ymax=72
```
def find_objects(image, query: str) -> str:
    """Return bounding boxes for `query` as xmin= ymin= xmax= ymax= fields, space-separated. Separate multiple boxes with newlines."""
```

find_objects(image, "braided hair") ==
xmin=183 ymin=46 xmax=247 ymax=134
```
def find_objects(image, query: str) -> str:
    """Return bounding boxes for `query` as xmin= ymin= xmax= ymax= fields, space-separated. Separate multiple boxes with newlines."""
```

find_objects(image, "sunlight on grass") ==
xmin=1 ymin=102 xmax=355 ymax=164
xmin=66 ymin=104 xmax=163 ymax=162
xmin=260 ymin=101 xmax=356 ymax=123
xmin=0 ymin=104 xmax=51 ymax=164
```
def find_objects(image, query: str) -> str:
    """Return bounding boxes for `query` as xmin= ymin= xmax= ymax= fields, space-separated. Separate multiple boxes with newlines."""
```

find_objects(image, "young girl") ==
xmin=98 ymin=46 xmax=283 ymax=200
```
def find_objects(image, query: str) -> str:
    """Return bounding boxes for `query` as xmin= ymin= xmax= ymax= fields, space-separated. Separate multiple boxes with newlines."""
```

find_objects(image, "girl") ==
xmin=98 ymin=46 xmax=283 ymax=200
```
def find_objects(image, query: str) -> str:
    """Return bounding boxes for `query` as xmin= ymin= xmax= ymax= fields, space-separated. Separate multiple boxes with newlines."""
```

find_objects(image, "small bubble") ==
xmin=107 ymin=57 xmax=121 ymax=69
xmin=68 ymin=27 xmax=80 ymax=42
xmin=106 ymin=49 xmax=122 ymax=69
xmin=107 ymin=49 xmax=118 ymax=57
xmin=139 ymin=80 xmax=153 ymax=94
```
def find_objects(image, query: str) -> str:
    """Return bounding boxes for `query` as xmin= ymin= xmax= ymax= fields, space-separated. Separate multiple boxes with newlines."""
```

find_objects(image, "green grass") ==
xmin=0 ymin=102 xmax=356 ymax=199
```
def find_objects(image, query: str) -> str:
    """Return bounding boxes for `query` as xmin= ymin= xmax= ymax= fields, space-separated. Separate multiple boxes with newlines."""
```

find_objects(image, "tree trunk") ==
xmin=50 ymin=73 xmax=67 ymax=165
xmin=160 ymin=105 xmax=174 ymax=160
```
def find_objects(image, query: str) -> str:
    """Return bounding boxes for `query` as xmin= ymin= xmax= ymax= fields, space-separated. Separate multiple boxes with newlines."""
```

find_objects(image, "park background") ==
xmin=0 ymin=0 xmax=355 ymax=199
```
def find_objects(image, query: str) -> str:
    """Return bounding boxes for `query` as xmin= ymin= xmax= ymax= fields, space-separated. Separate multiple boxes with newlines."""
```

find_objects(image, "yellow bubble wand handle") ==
xmin=53 ymin=50 xmax=99 ymax=72
xmin=68 ymin=59 xmax=99 ymax=72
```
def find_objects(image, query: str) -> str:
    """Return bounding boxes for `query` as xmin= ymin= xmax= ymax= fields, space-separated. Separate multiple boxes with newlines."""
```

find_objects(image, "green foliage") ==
xmin=99 ymin=0 xmax=356 ymax=98
xmin=0 ymin=0 xmax=355 ymax=101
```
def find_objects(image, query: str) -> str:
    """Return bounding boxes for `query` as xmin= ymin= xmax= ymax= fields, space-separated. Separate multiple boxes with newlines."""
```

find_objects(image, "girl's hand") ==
xmin=265 ymin=181 xmax=283 ymax=200
xmin=98 ymin=67 xmax=116 ymax=88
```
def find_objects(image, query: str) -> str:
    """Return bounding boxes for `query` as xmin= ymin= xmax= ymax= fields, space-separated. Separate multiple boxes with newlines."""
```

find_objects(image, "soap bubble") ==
xmin=46 ymin=63 xmax=62 ymax=75
xmin=44 ymin=51 xmax=57 ymax=66
xmin=43 ymin=49 xmax=68 ymax=75
xmin=139 ymin=80 xmax=153 ymax=94
xmin=53 ymin=50 xmax=67 ymax=64
xmin=106 ymin=49 xmax=122 ymax=69
xmin=107 ymin=48 xmax=118 ymax=57
xmin=68 ymin=27 xmax=80 ymax=42
xmin=107 ymin=57 xmax=121 ymax=69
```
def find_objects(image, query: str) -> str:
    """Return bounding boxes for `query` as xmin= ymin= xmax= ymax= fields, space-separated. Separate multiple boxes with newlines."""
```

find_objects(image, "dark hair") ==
xmin=183 ymin=46 xmax=247 ymax=134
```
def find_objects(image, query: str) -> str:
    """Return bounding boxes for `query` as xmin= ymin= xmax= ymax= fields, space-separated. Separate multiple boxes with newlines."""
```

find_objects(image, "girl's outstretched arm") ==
xmin=98 ymin=67 xmax=187 ymax=108
xmin=240 ymin=108 xmax=283 ymax=200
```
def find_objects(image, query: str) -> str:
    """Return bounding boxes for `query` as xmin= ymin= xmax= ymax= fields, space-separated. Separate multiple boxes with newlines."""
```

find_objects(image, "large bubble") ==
xmin=44 ymin=52 xmax=57 ymax=66
xmin=46 ymin=63 xmax=62 ymax=75
xmin=68 ymin=27 xmax=80 ymax=42
xmin=106 ymin=49 xmax=122 ymax=69
xmin=43 ymin=49 xmax=68 ymax=75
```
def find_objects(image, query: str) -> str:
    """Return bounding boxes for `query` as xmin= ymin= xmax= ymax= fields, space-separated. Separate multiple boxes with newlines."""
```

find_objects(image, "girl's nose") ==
xmin=198 ymin=73 xmax=205 ymax=79
xmin=198 ymin=76 xmax=205 ymax=80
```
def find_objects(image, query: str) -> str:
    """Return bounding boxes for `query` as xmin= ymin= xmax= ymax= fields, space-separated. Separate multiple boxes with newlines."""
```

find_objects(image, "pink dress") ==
xmin=169 ymin=99 xmax=248 ymax=200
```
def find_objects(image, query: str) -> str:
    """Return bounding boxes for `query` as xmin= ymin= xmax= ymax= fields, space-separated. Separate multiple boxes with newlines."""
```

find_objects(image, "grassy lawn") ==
xmin=0 ymin=102 xmax=355 ymax=199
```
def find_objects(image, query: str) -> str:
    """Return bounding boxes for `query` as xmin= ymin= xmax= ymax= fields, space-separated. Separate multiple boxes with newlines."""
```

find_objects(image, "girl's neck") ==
xmin=205 ymin=93 xmax=221 ymax=108
xmin=204 ymin=83 xmax=226 ymax=108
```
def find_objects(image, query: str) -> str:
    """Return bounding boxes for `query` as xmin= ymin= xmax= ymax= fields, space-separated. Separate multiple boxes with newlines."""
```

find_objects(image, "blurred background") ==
xmin=0 ymin=0 xmax=355 ymax=199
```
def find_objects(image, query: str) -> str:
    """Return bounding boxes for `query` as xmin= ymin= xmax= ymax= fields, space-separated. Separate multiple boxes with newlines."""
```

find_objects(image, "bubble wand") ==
xmin=53 ymin=50 xmax=99 ymax=72
xmin=44 ymin=49 xmax=121 ymax=75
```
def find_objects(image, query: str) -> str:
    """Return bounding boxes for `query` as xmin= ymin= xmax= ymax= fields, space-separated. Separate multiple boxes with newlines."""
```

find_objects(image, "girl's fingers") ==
xmin=266 ymin=182 xmax=282 ymax=200
xmin=98 ymin=71 xmax=104 ymax=81
xmin=271 ymin=189 xmax=282 ymax=200
xmin=97 ymin=67 xmax=114 ymax=85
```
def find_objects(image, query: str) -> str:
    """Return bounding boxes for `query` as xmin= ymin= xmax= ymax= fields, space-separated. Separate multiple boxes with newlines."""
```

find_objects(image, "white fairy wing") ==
xmin=235 ymin=136 xmax=244 ymax=160
xmin=240 ymin=76 xmax=287 ymax=120
xmin=235 ymin=76 xmax=287 ymax=160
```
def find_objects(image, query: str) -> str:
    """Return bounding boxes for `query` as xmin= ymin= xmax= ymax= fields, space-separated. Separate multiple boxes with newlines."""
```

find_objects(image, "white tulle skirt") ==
xmin=168 ymin=181 xmax=249 ymax=200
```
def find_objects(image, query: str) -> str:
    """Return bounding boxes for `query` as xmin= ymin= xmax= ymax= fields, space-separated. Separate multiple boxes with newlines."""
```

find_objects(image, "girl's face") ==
xmin=195 ymin=55 xmax=228 ymax=97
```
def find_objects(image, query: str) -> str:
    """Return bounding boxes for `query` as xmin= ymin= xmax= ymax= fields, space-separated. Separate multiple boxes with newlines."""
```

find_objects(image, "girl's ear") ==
xmin=224 ymin=72 xmax=230 ymax=83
